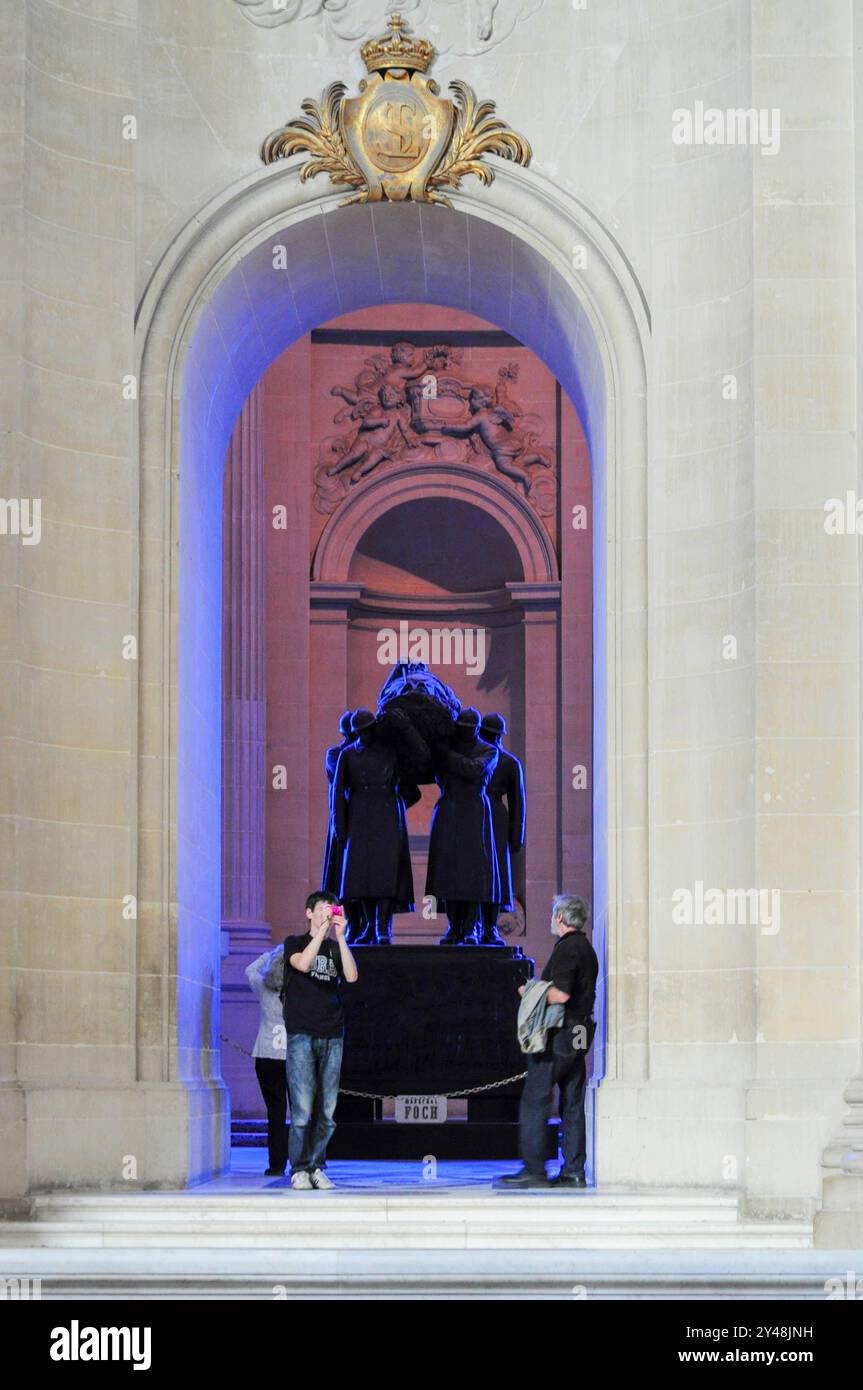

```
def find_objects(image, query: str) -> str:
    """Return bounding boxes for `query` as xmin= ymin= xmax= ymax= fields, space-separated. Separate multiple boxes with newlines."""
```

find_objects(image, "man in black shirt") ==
xmin=497 ymin=893 xmax=598 ymax=1188
xmin=276 ymin=891 xmax=358 ymax=1190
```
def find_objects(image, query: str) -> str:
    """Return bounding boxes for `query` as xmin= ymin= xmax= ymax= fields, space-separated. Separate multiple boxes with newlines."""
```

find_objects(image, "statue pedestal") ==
xmin=328 ymin=944 xmax=558 ymax=1160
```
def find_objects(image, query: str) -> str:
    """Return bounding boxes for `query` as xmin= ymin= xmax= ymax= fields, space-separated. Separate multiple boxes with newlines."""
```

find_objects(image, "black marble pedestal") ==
xmin=326 ymin=944 xmax=559 ymax=1160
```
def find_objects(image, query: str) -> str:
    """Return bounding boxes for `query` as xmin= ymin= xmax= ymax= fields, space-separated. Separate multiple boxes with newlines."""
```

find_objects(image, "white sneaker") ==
xmin=309 ymin=1168 xmax=335 ymax=1190
xmin=290 ymin=1171 xmax=313 ymax=1190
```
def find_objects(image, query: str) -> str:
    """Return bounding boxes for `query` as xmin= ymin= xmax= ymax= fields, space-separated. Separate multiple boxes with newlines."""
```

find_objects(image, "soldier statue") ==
xmin=425 ymin=706 xmax=500 ymax=945
xmin=477 ymin=711 xmax=526 ymax=945
xmin=320 ymin=710 xmax=364 ymax=942
xmin=332 ymin=708 xmax=421 ymax=945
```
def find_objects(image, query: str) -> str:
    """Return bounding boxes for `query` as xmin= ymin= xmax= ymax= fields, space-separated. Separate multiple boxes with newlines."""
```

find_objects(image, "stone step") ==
xmin=0 ymin=1247 xmax=839 ymax=1299
xmin=0 ymin=1190 xmax=812 ymax=1251
xmin=0 ymin=1251 xmax=840 ymax=1299
xmin=25 ymin=1191 xmax=745 ymax=1227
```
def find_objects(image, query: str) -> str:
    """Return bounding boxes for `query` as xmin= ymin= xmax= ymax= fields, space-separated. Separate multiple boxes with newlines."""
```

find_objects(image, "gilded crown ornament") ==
xmin=359 ymin=10 xmax=434 ymax=73
xmin=260 ymin=11 xmax=532 ymax=208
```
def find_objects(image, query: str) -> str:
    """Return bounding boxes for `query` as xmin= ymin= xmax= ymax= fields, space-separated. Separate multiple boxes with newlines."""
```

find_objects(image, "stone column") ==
xmin=220 ymin=384 xmax=270 ymax=1114
xmin=752 ymin=0 xmax=860 ymax=1229
xmin=815 ymin=0 xmax=863 ymax=1246
xmin=817 ymin=1078 xmax=863 ymax=1244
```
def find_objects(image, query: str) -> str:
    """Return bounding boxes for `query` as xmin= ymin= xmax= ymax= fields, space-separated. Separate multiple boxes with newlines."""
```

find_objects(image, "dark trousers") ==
xmin=255 ymin=1056 xmax=288 ymax=1173
xmin=518 ymin=1041 xmax=588 ymax=1178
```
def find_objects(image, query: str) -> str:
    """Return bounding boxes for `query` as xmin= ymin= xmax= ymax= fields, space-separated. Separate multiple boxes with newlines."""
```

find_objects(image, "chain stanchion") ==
xmin=219 ymin=1035 xmax=526 ymax=1096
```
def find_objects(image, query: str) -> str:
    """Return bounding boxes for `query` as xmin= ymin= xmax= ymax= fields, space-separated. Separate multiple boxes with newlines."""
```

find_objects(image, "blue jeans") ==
xmin=285 ymin=1033 xmax=343 ymax=1174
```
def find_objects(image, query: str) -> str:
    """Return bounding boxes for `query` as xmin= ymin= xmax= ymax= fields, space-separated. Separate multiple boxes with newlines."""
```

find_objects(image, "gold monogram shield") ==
xmin=342 ymin=72 xmax=453 ymax=203
xmin=260 ymin=13 xmax=531 ymax=209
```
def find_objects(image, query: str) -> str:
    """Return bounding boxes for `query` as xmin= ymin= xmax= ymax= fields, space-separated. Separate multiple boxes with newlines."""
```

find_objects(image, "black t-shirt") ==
xmin=281 ymin=934 xmax=345 ymax=1039
xmin=541 ymin=929 xmax=598 ymax=1053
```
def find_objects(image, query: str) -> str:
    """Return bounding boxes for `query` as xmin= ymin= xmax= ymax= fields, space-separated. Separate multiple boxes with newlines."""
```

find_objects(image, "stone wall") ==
xmin=0 ymin=0 xmax=860 ymax=1238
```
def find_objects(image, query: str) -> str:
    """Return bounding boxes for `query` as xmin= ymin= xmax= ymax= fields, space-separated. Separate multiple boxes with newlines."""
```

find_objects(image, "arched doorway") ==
xmin=220 ymin=304 xmax=595 ymax=1132
xmin=135 ymin=161 xmax=649 ymax=1183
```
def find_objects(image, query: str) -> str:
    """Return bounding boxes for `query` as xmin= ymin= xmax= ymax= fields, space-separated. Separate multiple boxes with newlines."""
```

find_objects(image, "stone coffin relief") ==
xmin=313 ymin=340 xmax=556 ymax=516
xmin=234 ymin=0 xmax=545 ymax=57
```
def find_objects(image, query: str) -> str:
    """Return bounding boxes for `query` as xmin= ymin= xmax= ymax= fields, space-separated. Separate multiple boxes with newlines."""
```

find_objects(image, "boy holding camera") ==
xmin=269 ymin=891 xmax=359 ymax=1190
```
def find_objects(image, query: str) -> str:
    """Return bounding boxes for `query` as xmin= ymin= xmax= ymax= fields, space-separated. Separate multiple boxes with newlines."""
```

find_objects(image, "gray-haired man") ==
xmin=496 ymin=894 xmax=598 ymax=1188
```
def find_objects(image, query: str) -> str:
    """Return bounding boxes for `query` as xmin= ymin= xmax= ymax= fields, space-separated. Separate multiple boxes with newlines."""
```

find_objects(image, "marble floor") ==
xmin=195 ymin=1150 xmax=572 ymax=1193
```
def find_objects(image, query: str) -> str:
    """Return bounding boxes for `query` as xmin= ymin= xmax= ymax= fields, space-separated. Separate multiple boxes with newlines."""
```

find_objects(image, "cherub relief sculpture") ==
xmin=326 ymin=382 xmax=418 ymax=483
xmin=413 ymin=385 xmax=552 ymax=496
xmin=372 ymin=339 xmax=449 ymax=393
xmin=313 ymin=338 xmax=556 ymax=515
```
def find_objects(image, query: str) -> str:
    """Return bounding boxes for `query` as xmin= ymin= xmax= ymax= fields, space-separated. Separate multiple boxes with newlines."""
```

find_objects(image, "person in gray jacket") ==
xmin=496 ymin=894 xmax=598 ymax=1189
xmin=246 ymin=944 xmax=288 ymax=1176
xmin=517 ymin=978 xmax=565 ymax=1053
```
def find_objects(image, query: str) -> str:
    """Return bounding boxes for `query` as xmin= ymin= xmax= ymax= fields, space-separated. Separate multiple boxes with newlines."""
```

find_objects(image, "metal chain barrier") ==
xmin=220 ymin=1034 xmax=526 ymax=1096
xmin=339 ymin=1072 xmax=527 ymax=1099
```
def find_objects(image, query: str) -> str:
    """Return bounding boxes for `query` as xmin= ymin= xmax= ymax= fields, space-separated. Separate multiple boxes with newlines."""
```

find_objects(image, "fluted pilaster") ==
xmin=222 ymin=383 xmax=268 ymax=945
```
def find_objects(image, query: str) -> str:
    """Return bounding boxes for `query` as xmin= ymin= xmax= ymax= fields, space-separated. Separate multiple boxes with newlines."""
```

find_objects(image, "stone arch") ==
xmin=311 ymin=462 xmax=559 ymax=585
xmin=134 ymin=157 xmax=650 ymax=1181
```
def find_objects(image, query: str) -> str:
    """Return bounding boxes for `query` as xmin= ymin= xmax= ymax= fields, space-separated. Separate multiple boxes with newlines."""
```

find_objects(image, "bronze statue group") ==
xmin=320 ymin=662 xmax=526 ymax=947
xmin=246 ymin=663 xmax=597 ymax=1190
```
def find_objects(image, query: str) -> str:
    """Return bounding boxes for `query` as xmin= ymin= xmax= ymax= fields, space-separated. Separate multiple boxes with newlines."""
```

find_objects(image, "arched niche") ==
xmin=312 ymin=462 xmax=558 ymax=586
xmin=134 ymin=157 xmax=650 ymax=1182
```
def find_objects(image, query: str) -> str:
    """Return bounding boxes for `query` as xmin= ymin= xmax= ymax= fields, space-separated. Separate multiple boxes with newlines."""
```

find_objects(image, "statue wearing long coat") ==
xmin=425 ymin=739 xmax=500 ymax=906
xmin=320 ymin=735 xmax=353 ymax=895
xmin=333 ymin=738 xmax=416 ymax=910
xmin=485 ymin=746 xmax=525 ymax=910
